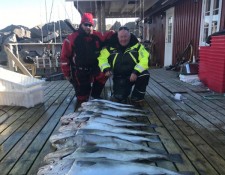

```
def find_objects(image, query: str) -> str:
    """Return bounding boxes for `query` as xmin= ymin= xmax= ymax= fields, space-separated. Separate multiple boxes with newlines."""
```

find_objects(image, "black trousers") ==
xmin=71 ymin=69 xmax=107 ymax=103
xmin=113 ymin=70 xmax=150 ymax=101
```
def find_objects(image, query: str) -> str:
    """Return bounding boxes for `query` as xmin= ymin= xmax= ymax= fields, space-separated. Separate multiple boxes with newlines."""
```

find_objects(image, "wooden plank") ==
xmin=148 ymin=78 xmax=225 ymax=174
xmin=185 ymin=92 xmax=225 ymax=117
xmin=145 ymin=85 xmax=218 ymax=174
xmin=0 ymin=106 xmax=21 ymax=125
xmin=150 ymin=79 xmax=225 ymax=145
xmin=0 ymin=81 xmax=65 ymax=145
xmin=0 ymin=83 xmax=62 ymax=153
xmin=26 ymin=92 xmax=75 ymax=175
xmin=138 ymin=102 xmax=181 ymax=172
xmin=0 ymin=81 xmax=57 ymax=134
xmin=8 ymin=88 xmax=75 ymax=174
xmin=198 ymin=92 xmax=225 ymax=109
xmin=4 ymin=46 xmax=32 ymax=76
xmin=0 ymin=68 xmax=224 ymax=175
xmin=149 ymin=69 xmax=208 ymax=93
xmin=143 ymin=94 xmax=200 ymax=174
xmin=0 ymin=82 xmax=72 ymax=174
xmin=0 ymin=106 xmax=14 ymax=116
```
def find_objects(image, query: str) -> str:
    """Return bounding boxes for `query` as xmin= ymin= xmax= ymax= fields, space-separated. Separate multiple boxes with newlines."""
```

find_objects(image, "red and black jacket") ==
xmin=60 ymin=27 xmax=104 ymax=77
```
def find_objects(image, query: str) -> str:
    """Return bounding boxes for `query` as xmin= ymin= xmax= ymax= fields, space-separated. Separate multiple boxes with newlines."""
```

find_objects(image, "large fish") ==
xmin=37 ymin=158 xmax=74 ymax=175
xmin=60 ymin=111 xmax=144 ymax=125
xmin=91 ymin=99 xmax=134 ymax=107
xmin=66 ymin=146 xmax=182 ymax=163
xmin=78 ymin=107 xmax=149 ymax=117
xmin=60 ymin=112 xmax=81 ymax=125
xmin=76 ymin=129 xmax=159 ymax=143
xmin=75 ymin=113 xmax=136 ymax=123
xmin=59 ymin=121 xmax=158 ymax=136
xmin=44 ymin=147 xmax=77 ymax=164
xmin=67 ymin=158 xmax=182 ymax=175
xmin=49 ymin=131 xmax=76 ymax=144
xmin=72 ymin=115 xmax=153 ymax=128
xmin=60 ymin=111 xmax=153 ymax=127
xmin=44 ymin=146 xmax=181 ymax=165
xmin=81 ymin=101 xmax=149 ymax=113
xmin=50 ymin=133 xmax=163 ymax=153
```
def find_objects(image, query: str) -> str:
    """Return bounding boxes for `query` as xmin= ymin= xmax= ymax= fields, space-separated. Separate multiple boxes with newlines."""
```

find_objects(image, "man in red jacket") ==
xmin=60 ymin=13 xmax=108 ymax=110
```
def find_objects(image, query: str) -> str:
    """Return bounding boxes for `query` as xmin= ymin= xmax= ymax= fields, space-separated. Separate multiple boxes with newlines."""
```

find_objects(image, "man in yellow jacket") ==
xmin=98 ymin=26 xmax=150 ymax=103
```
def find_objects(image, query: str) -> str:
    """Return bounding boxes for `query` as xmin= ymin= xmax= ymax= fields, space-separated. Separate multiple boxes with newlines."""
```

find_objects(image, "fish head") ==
xmin=81 ymin=102 xmax=92 ymax=107
xmin=78 ymin=121 xmax=87 ymax=128
xmin=75 ymin=117 xmax=89 ymax=122
xmin=76 ymin=129 xmax=86 ymax=135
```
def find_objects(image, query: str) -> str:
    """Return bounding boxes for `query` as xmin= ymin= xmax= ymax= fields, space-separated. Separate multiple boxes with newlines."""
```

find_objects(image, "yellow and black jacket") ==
xmin=98 ymin=33 xmax=150 ymax=77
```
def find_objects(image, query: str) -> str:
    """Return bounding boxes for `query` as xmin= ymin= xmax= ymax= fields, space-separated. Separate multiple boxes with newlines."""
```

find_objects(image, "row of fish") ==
xmin=38 ymin=99 xmax=183 ymax=175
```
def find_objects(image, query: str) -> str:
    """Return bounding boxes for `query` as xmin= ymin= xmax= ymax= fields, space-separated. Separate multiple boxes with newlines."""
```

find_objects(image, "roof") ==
xmin=66 ymin=0 xmax=159 ymax=18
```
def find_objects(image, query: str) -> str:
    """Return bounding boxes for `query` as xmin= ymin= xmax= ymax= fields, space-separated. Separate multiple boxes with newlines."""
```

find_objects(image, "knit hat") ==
xmin=81 ymin=13 xmax=94 ymax=25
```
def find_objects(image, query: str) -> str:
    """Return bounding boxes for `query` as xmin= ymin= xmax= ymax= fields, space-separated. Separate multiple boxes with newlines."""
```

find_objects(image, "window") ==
xmin=167 ymin=16 xmax=173 ymax=43
xmin=200 ymin=0 xmax=222 ymax=46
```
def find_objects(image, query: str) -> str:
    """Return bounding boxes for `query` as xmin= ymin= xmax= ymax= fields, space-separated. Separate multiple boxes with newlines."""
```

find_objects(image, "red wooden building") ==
xmin=144 ymin=0 xmax=225 ymax=67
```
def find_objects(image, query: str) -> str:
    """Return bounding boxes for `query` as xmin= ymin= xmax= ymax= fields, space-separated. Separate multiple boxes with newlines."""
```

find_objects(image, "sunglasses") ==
xmin=119 ymin=26 xmax=129 ymax=31
xmin=83 ymin=23 xmax=93 ymax=27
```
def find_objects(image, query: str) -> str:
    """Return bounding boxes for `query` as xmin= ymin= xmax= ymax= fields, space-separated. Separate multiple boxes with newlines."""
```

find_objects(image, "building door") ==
xmin=164 ymin=7 xmax=174 ymax=67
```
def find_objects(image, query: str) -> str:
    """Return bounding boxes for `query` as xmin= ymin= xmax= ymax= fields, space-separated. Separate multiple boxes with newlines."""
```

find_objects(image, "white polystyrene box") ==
xmin=0 ymin=68 xmax=45 ymax=108
xmin=0 ymin=68 xmax=45 ymax=91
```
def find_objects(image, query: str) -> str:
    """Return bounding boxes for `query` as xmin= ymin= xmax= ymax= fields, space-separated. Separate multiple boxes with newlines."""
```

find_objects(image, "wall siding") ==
xmin=148 ymin=12 xmax=166 ymax=67
xmin=148 ymin=0 xmax=224 ymax=66
xmin=221 ymin=0 xmax=225 ymax=29
xmin=172 ymin=0 xmax=202 ymax=64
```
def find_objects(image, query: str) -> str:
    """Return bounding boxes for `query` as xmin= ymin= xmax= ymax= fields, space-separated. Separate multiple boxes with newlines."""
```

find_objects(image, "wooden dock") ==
xmin=0 ymin=68 xmax=225 ymax=175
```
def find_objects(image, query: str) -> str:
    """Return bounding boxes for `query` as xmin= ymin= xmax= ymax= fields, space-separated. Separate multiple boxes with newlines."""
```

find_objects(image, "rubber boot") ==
xmin=74 ymin=101 xmax=82 ymax=112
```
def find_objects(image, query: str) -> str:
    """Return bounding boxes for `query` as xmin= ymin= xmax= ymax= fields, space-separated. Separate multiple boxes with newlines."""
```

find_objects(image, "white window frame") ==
xmin=199 ymin=0 xmax=222 ymax=46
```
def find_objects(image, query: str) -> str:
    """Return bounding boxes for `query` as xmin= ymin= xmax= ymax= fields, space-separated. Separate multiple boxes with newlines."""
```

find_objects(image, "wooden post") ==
xmin=96 ymin=1 xmax=106 ymax=32
xmin=8 ymin=45 xmax=14 ymax=71
xmin=4 ymin=45 xmax=33 ymax=77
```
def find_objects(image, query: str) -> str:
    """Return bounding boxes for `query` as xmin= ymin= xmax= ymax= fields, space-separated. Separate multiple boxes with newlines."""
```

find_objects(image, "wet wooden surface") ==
xmin=0 ymin=68 xmax=225 ymax=175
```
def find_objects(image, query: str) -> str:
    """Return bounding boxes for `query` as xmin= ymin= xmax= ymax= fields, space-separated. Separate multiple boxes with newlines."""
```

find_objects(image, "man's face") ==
xmin=81 ymin=23 xmax=93 ymax=34
xmin=118 ymin=29 xmax=130 ymax=46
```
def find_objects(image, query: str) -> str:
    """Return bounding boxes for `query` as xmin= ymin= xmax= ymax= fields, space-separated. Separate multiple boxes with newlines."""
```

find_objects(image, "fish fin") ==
xmin=82 ymin=147 xmax=99 ymax=153
xmin=60 ymin=152 xmax=73 ymax=159
xmin=93 ymin=114 xmax=102 ymax=117
xmin=86 ymin=141 xmax=97 ymax=146
xmin=86 ymin=111 xmax=94 ymax=115
xmin=76 ymin=161 xmax=96 ymax=167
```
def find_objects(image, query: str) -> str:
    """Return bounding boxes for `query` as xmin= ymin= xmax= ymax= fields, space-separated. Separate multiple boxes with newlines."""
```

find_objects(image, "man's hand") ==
xmin=130 ymin=73 xmax=137 ymax=82
xmin=105 ymin=71 xmax=112 ymax=77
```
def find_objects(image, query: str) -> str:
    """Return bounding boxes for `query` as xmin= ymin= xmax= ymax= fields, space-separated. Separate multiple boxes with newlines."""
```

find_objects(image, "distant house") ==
xmin=144 ymin=0 xmax=225 ymax=67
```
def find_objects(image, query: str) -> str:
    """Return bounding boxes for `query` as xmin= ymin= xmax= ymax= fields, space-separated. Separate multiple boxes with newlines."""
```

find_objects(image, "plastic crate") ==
xmin=0 ymin=68 xmax=45 ymax=108
xmin=0 ymin=68 xmax=45 ymax=91
xmin=0 ymin=86 xmax=44 ymax=108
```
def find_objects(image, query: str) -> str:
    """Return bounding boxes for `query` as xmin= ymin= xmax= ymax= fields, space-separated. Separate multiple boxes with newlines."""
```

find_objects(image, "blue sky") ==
xmin=0 ymin=0 xmax=81 ymax=29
